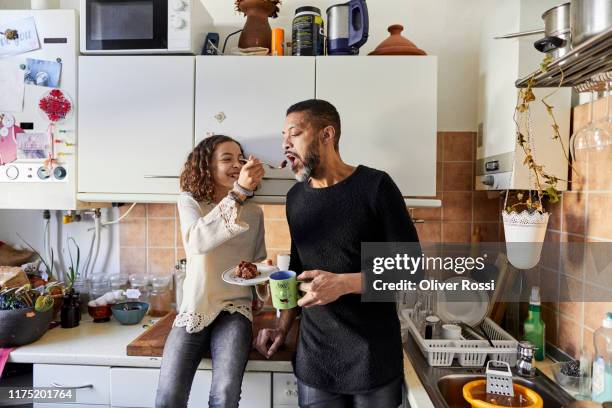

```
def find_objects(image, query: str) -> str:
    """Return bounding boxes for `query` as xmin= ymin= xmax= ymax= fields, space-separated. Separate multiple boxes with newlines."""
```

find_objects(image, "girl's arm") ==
xmin=178 ymin=192 xmax=249 ymax=255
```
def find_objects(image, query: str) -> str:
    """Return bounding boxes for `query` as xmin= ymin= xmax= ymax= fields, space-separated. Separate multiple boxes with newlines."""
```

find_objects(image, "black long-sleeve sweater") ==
xmin=286 ymin=165 xmax=420 ymax=394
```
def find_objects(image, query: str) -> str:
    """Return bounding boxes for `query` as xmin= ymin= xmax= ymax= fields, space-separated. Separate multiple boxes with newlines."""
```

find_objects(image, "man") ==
xmin=255 ymin=99 xmax=419 ymax=407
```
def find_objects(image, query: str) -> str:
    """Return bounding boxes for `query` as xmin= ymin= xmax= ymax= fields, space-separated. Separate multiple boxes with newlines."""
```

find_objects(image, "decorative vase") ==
xmin=369 ymin=24 xmax=427 ymax=56
xmin=502 ymin=210 xmax=550 ymax=270
xmin=60 ymin=289 xmax=81 ymax=328
xmin=237 ymin=0 xmax=277 ymax=50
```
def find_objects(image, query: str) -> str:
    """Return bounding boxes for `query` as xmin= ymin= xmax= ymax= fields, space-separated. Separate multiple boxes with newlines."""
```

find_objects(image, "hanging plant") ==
xmin=502 ymin=57 xmax=574 ymax=270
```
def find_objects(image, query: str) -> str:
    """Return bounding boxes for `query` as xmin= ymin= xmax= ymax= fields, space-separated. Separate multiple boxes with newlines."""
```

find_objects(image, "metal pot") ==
xmin=570 ymin=0 xmax=612 ymax=47
xmin=534 ymin=3 xmax=571 ymax=58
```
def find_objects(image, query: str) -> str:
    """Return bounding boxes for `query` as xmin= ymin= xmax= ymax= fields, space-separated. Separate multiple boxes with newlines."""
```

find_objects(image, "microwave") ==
xmin=79 ymin=0 xmax=212 ymax=54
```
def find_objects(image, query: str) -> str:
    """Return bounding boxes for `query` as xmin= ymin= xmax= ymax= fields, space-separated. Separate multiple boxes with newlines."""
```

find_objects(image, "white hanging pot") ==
xmin=502 ymin=210 xmax=550 ymax=270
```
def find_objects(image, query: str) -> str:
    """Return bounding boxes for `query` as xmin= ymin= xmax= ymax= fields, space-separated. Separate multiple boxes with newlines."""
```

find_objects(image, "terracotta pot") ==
xmin=237 ymin=0 xmax=277 ymax=50
xmin=369 ymin=24 xmax=427 ymax=56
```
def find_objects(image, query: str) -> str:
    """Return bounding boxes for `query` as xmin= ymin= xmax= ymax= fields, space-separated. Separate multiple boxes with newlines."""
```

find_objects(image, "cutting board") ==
xmin=127 ymin=311 xmax=299 ymax=361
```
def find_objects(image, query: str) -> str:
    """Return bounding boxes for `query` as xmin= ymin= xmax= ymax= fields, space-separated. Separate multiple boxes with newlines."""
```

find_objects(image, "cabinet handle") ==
xmin=51 ymin=382 xmax=94 ymax=389
xmin=144 ymin=175 xmax=180 ymax=179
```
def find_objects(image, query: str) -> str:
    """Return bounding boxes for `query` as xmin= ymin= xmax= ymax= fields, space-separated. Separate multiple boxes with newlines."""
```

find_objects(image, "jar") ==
xmin=424 ymin=315 xmax=440 ymax=339
xmin=127 ymin=274 xmax=149 ymax=303
xmin=149 ymin=276 xmax=172 ymax=317
xmin=292 ymin=6 xmax=324 ymax=56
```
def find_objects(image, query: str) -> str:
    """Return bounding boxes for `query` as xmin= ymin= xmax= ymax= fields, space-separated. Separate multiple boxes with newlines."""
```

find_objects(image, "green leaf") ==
xmin=546 ymin=186 xmax=560 ymax=203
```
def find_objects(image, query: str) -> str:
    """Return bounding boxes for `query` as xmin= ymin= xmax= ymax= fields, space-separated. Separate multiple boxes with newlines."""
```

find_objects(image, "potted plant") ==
xmin=0 ymin=284 xmax=54 ymax=347
xmin=234 ymin=0 xmax=281 ymax=50
xmin=61 ymin=237 xmax=81 ymax=328
xmin=502 ymin=59 xmax=574 ymax=270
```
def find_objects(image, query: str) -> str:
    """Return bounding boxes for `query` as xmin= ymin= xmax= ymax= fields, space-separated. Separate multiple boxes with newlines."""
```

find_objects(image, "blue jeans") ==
xmin=155 ymin=311 xmax=252 ymax=408
xmin=297 ymin=376 xmax=403 ymax=408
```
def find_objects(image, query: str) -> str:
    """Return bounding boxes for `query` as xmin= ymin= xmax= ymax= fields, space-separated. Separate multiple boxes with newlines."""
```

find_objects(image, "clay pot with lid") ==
xmin=369 ymin=24 xmax=427 ymax=56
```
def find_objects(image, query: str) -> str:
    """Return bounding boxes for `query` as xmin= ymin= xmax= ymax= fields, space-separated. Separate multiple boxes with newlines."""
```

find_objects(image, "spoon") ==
xmin=239 ymin=158 xmax=287 ymax=169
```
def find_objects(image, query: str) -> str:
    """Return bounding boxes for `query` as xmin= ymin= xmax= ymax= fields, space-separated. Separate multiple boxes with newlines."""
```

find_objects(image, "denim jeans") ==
xmin=297 ymin=376 xmax=403 ymax=408
xmin=155 ymin=311 xmax=252 ymax=408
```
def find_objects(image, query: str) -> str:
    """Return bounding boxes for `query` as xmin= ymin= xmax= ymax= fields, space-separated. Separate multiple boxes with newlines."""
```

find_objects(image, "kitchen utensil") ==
xmin=111 ymin=301 xmax=148 ymax=325
xmin=238 ymin=158 xmax=287 ymax=169
xmin=435 ymin=276 xmax=490 ymax=327
xmin=326 ymin=0 xmax=369 ymax=55
xmin=441 ymin=323 xmax=462 ymax=340
xmin=479 ymin=323 xmax=495 ymax=347
xmin=368 ymin=24 xmax=426 ymax=56
xmin=0 ymin=307 xmax=52 ymax=347
xmin=222 ymin=263 xmax=279 ymax=286
xmin=534 ymin=3 xmax=571 ymax=59
xmin=292 ymin=6 xmax=324 ymax=56
xmin=570 ymin=0 xmax=612 ymax=47
xmin=486 ymin=360 xmax=514 ymax=397
xmin=517 ymin=341 xmax=537 ymax=377
xmin=202 ymin=32 xmax=220 ymax=55
xmin=463 ymin=379 xmax=543 ymax=408
xmin=424 ymin=315 xmax=440 ymax=339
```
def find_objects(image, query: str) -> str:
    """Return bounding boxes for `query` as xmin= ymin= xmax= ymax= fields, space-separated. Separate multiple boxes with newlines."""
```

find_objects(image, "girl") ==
xmin=156 ymin=135 xmax=266 ymax=408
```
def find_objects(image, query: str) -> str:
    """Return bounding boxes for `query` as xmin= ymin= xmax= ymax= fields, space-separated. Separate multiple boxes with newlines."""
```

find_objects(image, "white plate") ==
xmin=222 ymin=263 xmax=279 ymax=286
xmin=435 ymin=276 xmax=490 ymax=326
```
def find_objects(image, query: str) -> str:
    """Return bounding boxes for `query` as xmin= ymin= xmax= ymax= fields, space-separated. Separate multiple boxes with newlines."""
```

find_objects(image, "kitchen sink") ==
xmin=403 ymin=335 xmax=575 ymax=408
xmin=437 ymin=373 xmax=572 ymax=408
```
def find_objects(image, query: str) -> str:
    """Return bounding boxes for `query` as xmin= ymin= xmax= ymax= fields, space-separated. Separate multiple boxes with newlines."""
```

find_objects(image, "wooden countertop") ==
xmin=127 ymin=311 xmax=299 ymax=362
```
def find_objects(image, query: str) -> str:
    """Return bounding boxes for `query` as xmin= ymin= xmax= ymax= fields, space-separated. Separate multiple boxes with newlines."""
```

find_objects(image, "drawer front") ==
xmin=241 ymin=372 xmax=271 ymax=408
xmin=110 ymin=367 xmax=211 ymax=408
xmin=272 ymin=373 xmax=298 ymax=406
xmin=33 ymin=404 xmax=104 ymax=408
xmin=111 ymin=368 xmax=270 ymax=408
xmin=33 ymin=364 xmax=110 ymax=405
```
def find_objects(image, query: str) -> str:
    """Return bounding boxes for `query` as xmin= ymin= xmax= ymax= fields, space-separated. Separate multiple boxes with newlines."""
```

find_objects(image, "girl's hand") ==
xmin=237 ymin=155 xmax=264 ymax=191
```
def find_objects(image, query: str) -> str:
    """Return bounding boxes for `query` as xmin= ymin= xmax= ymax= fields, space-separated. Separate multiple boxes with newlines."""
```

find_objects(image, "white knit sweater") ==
xmin=173 ymin=192 xmax=266 ymax=333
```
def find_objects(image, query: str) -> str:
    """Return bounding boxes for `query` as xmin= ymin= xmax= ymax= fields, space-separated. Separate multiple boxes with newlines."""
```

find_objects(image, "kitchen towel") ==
xmin=0 ymin=347 xmax=16 ymax=379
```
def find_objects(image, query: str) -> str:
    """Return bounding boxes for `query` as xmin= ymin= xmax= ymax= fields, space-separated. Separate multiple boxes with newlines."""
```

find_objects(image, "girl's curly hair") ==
xmin=180 ymin=135 xmax=244 ymax=203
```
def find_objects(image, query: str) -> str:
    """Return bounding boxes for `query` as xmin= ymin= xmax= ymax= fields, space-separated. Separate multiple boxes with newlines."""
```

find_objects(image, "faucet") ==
xmin=516 ymin=341 xmax=536 ymax=377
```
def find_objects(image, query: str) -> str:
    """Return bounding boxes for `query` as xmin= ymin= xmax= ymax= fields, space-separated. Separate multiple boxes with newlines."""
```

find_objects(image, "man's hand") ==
xmin=297 ymin=270 xmax=358 ymax=307
xmin=254 ymin=328 xmax=286 ymax=359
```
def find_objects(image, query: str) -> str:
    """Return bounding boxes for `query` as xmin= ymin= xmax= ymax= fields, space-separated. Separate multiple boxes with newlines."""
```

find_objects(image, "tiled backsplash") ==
xmin=412 ymin=132 xmax=502 ymax=243
xmin=540 ymin=96 xmax=612 ymax=358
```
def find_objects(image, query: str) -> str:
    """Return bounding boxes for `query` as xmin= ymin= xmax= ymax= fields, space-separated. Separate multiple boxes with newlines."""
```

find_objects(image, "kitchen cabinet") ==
xmin=316 ymin=56 xmax=438 ymax=197
xmin=78 ymin=56 xmax=195 ymax=199
xmin=195 ymin=56 xmax=315 ymax=198
xmin=33 ymin=364 xmax=110 ymax=405
xmin=77 ymin=56 xmax=437 ymax=202
xmin=111 ymin=367 xmax=270 ymax=408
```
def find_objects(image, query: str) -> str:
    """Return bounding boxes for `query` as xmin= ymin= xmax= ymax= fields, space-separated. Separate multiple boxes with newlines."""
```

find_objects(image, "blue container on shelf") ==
xmin=111 ymin=302 xmax=148 ymax=325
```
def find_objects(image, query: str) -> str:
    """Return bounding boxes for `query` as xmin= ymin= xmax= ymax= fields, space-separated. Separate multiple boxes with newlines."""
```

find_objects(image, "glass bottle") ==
xmin=149 ymin=275 xmax=172 ymax=317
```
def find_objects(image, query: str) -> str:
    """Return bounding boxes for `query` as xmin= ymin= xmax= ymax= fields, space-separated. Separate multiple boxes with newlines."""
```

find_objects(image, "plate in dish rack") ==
xmin=222 ymin=263 xmax=279 ymax=286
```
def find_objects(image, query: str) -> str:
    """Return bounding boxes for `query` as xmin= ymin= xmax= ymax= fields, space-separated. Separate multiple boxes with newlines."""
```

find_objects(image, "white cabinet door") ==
xmin=33 ymin=364 xmax=110 ymax=405
xmin=78 ymin=56 xmax=195 ymax=196
xmin=110 ymin=367 xmax=212 ymax=407
xmin=195 ymin=56 xmax=315 ymax=196
xmin=110 ymin=367 xmax=269 ymax=408
xmin=315 ymin=56 xmax=437 ymax=197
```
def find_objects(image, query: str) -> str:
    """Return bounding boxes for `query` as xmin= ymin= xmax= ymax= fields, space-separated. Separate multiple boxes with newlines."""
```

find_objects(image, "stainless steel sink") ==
xmin=437 ymin=373 xmax=571 ymax=408
xmin=403 ymin=335 xmax=575 ymax=408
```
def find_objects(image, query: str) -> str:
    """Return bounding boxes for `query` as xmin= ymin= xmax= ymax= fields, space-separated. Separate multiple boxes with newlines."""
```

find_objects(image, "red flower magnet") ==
xmin=39 ymin=89 xmax=73 ymax=123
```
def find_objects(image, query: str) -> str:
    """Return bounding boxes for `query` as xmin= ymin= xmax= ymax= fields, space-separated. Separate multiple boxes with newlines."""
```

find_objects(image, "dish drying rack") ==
xmin=404 ymin=309 xmax=518 ymax=368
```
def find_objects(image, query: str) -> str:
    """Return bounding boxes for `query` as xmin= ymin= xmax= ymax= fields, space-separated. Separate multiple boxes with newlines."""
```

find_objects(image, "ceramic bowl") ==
xmin=88 ymin=304 xmax=112 ymax=323
xmin=111 ymin=302 xmax=148 ymax=325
